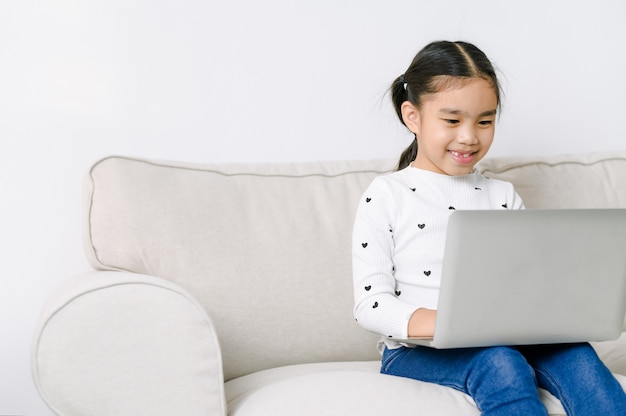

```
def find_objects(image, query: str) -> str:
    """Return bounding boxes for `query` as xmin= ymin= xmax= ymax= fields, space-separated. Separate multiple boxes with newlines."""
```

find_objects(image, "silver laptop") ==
xmin=397 ymin=209 xmax=626 ymax=349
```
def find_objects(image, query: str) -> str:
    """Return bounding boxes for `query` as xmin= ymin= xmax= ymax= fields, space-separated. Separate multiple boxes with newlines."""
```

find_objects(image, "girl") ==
xmin=352 ymin=40 xmax=626 ymax=415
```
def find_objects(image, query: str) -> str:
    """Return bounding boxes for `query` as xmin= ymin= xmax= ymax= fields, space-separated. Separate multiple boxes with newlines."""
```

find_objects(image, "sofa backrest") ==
xmin=84 ymin=152 xmax=626 ymax=380
xmin=479 ymin=153 xmax=626 ymax=208
xmin=85 ymin=156 xmax=395 ymax=380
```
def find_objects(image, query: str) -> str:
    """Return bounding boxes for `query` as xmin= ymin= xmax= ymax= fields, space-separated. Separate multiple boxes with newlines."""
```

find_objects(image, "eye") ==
xmin=444 ymin=119 xmax=460 ymax=125
xmin=478 ymin=120 xmax=494 ymax=126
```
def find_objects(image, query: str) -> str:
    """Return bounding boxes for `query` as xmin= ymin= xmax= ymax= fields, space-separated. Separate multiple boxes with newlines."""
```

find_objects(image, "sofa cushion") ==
xmin=84 ymin=156 xmax=395 ymax=380
xmin=593 ymin=333 xmax=626 ymax=375
xmin=477 ymin=152 xmax=626 ymax=208
xmin=224 ymin=361 xmax=578 ymax=416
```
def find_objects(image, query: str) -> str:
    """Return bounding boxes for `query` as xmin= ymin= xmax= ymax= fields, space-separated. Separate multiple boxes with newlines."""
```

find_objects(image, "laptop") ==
xmin=396 ymin=209 xmax=626 ymax=349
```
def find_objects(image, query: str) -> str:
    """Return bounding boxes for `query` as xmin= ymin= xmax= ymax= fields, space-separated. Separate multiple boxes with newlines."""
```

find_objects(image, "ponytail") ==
xmin=397 ymin=135 xmax=417 ymax=170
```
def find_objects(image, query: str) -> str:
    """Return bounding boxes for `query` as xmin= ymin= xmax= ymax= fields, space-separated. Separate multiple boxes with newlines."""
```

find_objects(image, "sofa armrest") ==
xmin=32 ymin=271 xmax=226 ymax=416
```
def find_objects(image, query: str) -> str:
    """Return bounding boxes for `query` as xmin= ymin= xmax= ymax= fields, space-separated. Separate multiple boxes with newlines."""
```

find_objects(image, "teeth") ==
xmin=451 ymin=151 xmax=470 ymax=158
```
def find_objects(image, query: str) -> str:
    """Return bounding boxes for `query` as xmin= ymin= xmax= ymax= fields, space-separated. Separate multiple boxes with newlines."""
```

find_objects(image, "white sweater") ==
xmin=352 ymin=165 xmax=524 ymax=351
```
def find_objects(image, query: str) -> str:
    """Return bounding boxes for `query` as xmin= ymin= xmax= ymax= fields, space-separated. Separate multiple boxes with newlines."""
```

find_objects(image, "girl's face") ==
xmin=402 ymin=78 xmax=498 ymax=176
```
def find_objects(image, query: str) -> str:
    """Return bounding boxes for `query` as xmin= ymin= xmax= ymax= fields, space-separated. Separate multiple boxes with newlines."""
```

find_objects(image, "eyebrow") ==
xmin=439 ymin=108 xmax=497 ymax=117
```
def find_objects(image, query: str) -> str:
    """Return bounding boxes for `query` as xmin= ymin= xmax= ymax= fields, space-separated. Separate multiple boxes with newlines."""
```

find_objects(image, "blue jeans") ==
xmin=381 ymin=343 xmax=626 ymax=416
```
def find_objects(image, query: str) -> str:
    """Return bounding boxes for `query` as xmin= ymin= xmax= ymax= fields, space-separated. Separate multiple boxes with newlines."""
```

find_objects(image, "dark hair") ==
xmin=392 ymin=41 xmax=502 ymax=170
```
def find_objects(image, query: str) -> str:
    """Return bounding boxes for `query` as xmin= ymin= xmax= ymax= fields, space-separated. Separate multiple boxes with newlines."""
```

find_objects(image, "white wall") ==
xmin=1 ymin=1 xmax=624 ymax=414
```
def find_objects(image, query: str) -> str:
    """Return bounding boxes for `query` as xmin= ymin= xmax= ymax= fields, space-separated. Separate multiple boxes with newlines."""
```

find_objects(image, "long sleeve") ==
xmin=352 ymin=178 xmax=418 ymax=340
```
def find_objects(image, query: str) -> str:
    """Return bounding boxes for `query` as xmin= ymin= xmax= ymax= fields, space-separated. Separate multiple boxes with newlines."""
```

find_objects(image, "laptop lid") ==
xmin=399 ymin=209 xmax=626 ymax=349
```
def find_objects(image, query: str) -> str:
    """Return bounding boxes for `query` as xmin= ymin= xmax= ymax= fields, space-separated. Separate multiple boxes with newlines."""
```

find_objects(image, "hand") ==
xmin=407 ymin=308 xmax=436 ymax=337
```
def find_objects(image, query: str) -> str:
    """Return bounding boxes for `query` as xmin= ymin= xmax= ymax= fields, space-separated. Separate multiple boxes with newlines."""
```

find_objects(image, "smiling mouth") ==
xmin=449 ymin=150 xmax=477 ymax=164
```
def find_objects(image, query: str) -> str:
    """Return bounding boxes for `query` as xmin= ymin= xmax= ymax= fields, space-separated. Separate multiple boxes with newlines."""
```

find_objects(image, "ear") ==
xmin=401 ymin=101 xmax=421 ymax=135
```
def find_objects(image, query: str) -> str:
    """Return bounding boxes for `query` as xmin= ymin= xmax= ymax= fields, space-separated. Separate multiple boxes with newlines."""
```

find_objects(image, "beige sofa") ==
xmin=32 ymin=152 xmax=626 ymax=415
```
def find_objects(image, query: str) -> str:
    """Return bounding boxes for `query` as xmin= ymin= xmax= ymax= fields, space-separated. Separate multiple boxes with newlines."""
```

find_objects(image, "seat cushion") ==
xmin=225 ymin=361 xmax=579 ymax=416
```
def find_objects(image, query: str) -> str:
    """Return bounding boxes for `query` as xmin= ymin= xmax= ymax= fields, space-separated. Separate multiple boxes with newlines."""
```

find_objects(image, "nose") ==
xmin=457 ymin=126 xmax=478 ymax=145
